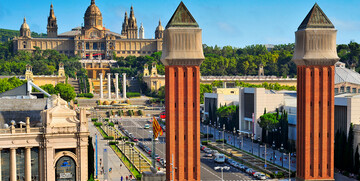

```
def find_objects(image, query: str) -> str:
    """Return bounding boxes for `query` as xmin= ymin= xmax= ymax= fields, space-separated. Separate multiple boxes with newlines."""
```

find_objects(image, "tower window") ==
xmin=184 ymin=72 xmax=186 ymax=77
xmin=175 ymin=72 xmax=177 ymax=77
xmin=193 ymin=72 xmax=195 ymax=77
xmin=175 ymin=103 xmax=176 ymax=108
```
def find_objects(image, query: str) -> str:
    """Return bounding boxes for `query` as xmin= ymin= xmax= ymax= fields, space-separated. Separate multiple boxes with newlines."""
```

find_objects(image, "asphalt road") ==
xmin=116 ymin=117 xmax=256 ymax=181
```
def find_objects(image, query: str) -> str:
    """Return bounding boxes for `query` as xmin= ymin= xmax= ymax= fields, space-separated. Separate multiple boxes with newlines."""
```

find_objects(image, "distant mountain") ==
xmin=0 ymin=29 xmax=47 ymax=42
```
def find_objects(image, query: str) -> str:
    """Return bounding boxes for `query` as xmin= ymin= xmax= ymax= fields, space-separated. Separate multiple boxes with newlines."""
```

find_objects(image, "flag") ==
xmin=152 ymin=117 xmax=163 ymax=139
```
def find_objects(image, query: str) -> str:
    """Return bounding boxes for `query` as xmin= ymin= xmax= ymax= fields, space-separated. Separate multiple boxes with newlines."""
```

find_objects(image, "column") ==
xmin=10 ymin=148 xmax=16 ymax=181
xmin=122 ymin=73 xmax=126 ymax=99
xmin=115 ymin=73 xmax=119 ymax=99
xmin=99 ymin=73 xmax=103 ymax=99
xmin=25 ymin=147 xmax=31 ymax=181
xmin=107 ymin=73 xmax=111 ymax=99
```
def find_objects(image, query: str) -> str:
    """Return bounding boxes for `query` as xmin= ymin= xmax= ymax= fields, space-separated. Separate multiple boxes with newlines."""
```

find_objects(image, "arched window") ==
xmin=55 ymin=156 xmax=76 ymax=181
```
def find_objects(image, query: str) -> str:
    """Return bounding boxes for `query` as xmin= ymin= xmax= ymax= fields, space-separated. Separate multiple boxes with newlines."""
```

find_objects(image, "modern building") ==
xmin=162 ymin=2 xmax=204 ymax=180
xmin=334 ymin=61 xmax=360 ymax=95
xmin=293 ymin=3 xmax=338 ymax=180
xmin=13 ymin=0 xmax=164 ymax=59
xmin=204 ymin=88 xmax=240 ymax=118
xmin=0 ymin=83 xmax=89 ymax=181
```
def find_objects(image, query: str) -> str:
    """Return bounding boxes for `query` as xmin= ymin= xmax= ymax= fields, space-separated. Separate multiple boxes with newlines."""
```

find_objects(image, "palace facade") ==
xmin=13 ymin=0 xmax=164 ymax=59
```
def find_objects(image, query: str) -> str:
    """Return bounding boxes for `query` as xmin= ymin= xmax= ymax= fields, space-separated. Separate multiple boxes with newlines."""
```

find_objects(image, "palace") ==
xmin=13 ymin=0 xmax=163 ymax=59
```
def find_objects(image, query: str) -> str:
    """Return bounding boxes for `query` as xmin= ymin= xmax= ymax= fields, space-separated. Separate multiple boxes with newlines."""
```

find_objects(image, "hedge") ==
xmin=108 ymin=122 xmax=114 ymax=127
xmin=77 ymin=93 xmax=94 ymax=98
xmin=104 ymin=136 xmax=114 ymax=140
xmin=216 ymin=139 xmax=227 ymax=143
xmin=137 ymin=110 xmax=143 ymax=116
xmin=202 ymin=140 xmax=211 ymax=145
xmin=94 ymin=122 xmax=102 ymax=127
xmin=91 ymin=118 xmax=98 ymax=122
xmin=109 ymin=141 xmax=119 ymax=145
xmin=126 ymin=92 xmax=141 ymax=98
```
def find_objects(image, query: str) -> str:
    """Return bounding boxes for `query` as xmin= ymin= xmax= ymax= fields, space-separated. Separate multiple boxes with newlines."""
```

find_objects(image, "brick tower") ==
xmin=293 ymin=3 xmax=339 ymax=181
xmin=161 ymin=2 xmax=204 ymax=181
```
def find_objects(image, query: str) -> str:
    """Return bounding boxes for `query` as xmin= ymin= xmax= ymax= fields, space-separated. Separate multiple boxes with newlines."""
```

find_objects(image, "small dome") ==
xmin=21 ymin=17 xmax=30 ymax=30
xmin=156 ymin=20 xmax=164 ymax=31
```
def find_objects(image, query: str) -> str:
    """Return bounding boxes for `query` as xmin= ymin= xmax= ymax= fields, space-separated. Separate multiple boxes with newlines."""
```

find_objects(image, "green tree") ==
xmin=40 ymin=84 xmax=57 ymax=94
xmin=88 ymin=136 xmax=94 ymax=179
xmin=355 ymin=145 xmax=360 ymax=174
xmin=54 ymin=83 xmax=76 ymax=102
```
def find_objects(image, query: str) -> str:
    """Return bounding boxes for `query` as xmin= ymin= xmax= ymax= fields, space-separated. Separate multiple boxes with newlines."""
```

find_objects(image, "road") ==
xmin=116 ymin=117 xmax=256 ymax=181
xmin=201 ymin=124 xmax=297 ymax=171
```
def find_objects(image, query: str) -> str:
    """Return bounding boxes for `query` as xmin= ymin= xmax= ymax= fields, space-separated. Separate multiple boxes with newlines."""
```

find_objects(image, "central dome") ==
xmin=84 ymin=0 xmax=103 ymax=29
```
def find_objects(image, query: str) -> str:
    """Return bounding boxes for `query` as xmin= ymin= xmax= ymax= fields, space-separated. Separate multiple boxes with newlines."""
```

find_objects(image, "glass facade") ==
xmin=1 ymin=149 xmax=10 ymax=181
xmin=31 ymin=148 xmax=39 ymax=181
xmin=16 ymin=148 xmax=25 ymax=181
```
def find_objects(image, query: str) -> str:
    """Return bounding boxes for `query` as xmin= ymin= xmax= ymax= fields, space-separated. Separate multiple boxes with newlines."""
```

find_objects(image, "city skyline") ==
xmin=1 ymin=0 xmax=360 ymax=47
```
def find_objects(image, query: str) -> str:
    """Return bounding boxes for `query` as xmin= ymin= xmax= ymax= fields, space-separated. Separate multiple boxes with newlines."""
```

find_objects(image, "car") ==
xmin=204 ymin=148 xmax=211 ymax=153
xmin=246 ymin=168 xmax=254 ymax=174
xmin=157 ymin=157 xmax=161 ymax=162
xmin=257 ymin=173 xmax=266 ymax=180
xmin=214 ymin=153 xmax=226 ymax=163
xmin=144 ymin=124 xmax=150 ymax=129
xmin=253 ymin=172 xmax=261 ymax=178
xmin=205 ymin=153 xmax=212 ymax=157
xmin=240 ymin=165 xmax=248 ymax=171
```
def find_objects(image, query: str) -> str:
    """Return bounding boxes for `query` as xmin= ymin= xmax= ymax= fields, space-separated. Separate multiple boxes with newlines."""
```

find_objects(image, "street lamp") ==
xmin=251 ymin=134 xmax=254 ymax=154
xmin=272 ymin=141 xmax=276 ymax=163
xmin=214 ymin=166 xmax=230 ymax=181
xmin=222 ymin=124 xmax=225 ymax=150
xmin=233 ymin=127 xmax=236 ymax=147
xmin=258 ymin=138 xmax=261 ymax=157
xmin=280 ymin=143 xmax=284 ymax=167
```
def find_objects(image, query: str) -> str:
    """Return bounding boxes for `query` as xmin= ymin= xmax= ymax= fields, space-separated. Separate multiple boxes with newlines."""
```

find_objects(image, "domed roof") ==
xmin=156 ymin=20 xmax=164 ymax=31
xmin=85 ymin=0 xmax=102 ymax=17
xmin=21 ymin=17 xmax=30 ymax=30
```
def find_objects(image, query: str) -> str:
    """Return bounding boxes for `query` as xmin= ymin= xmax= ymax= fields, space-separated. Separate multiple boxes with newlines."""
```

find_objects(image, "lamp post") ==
xmin=258 ymin=138 xmax=261 ymax=157
xmin=272 ymin=141 xmax=276 ymax=163
xmin=214 ymin=166 xmax=230 ymax=181
xmin=280 ymin=143 xmax=284 ymax=167
xmin=233 ymin=127 xmax=236 ymax=147
xmin=222 ymin=124 xmax=225 ymax=150
xmin=289 ymin=152 xmax=291 ymax=180
xmin=251 ymin=134 xmax=254 ymax=154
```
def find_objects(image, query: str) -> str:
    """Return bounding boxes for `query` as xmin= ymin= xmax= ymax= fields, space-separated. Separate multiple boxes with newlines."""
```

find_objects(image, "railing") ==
xmin=0 ymin=127 xmax=43 ymax=135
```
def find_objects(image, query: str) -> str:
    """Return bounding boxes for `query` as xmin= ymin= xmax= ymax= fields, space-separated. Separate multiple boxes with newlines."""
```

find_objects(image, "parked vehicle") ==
xmin=257 ymin=173 xmax=266 ymax=180
xmin=253 ymin=172 xmax=261 ymax=178
xmin=144 ymin=124 xmax=150 ymax=129
xmin=214 ymin=153 xmax=226 ymax=163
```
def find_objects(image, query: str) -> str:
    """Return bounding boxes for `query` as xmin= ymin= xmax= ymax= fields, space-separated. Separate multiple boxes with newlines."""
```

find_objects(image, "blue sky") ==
xmin=0 ymin=0 xmax=359 ymax=47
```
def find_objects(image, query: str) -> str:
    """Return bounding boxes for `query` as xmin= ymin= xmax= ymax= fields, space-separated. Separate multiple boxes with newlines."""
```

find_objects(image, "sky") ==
xmin=0 ymin=0 xmax=360 ymax=48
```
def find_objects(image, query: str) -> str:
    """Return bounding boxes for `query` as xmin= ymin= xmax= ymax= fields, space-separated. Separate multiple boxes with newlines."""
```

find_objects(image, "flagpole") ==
xmin=152 ymin=134 xmax=156 ymax=168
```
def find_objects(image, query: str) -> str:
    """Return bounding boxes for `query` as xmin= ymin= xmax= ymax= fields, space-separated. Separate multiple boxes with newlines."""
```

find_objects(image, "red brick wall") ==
xmin=297 ymin=65 xmax=334 ymax=180
xmin=166 ymin=65 xmax=201 ymax=181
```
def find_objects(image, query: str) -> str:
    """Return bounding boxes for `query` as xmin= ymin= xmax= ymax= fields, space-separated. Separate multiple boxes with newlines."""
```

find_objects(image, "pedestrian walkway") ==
xmin=89 ymin=123 xmax=134 ymax=180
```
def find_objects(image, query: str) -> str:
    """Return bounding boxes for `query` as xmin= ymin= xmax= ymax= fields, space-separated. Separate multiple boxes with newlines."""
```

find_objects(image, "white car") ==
xmin=257 ymin=173 xmax=266 ymax=180
xmin=214 ymin=153 xmax=226 ymax=163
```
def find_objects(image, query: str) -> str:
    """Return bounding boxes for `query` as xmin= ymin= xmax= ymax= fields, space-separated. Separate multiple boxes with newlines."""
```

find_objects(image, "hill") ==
xmin=0 ymin=28 xmax=47 ymax=42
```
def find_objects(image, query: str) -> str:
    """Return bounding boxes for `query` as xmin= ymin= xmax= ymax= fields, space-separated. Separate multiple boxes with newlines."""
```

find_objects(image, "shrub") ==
xmin=202 ymin=140 xmax=211 ymax=145
xmin=94 ymin=122 xmax=102 ymax=127
xmin=108 ymin=122 xmax=114 ymax=127
xmin=126 ymin=92 xmax=141 ymax=98
xmin=109 ymin=141 xmax=118 ymax=145
xmin=104 ymin=118 xmax=109 ymax=122
xmin=203 ymin=133 xmax=213 ymax=138
xmin=77 ymin=93 xmax=94 ymax=98
xmin=104 ymin=136 xmax=114 ymax=140
xmin=91 ymin=118 xmax=98 ymax=122
xmin=216 ymin=139 xmax=227 ymax=143
xmin=137 ymin=110 xmax=143 ymax=116
xmin=128 ymin=110 xmax=134 ymax=117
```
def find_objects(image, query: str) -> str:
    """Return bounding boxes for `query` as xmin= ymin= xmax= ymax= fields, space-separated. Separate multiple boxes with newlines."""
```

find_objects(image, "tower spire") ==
xmin=91 ymin=0 xmax=95 ymax=5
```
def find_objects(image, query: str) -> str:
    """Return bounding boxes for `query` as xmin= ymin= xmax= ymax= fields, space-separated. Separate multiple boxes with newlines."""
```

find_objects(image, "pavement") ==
xmin=118 ymin=117 xmax=257 ymax=181
xmin=89 ymin=121 xmax=134 ymax=181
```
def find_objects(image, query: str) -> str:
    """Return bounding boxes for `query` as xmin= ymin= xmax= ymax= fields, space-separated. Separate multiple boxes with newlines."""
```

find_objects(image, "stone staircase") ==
xmin=91 ymin=79 xmax=108 ymax=94
xmin=68 ymin=78 xmax=80 ymax=94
